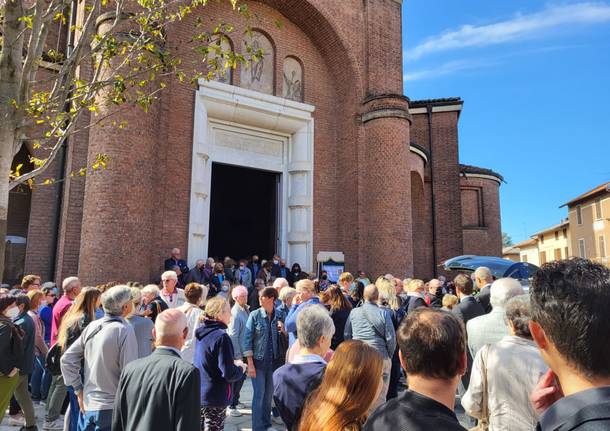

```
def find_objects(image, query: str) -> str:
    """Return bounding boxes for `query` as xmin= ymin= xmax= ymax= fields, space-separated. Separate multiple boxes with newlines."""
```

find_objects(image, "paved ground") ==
xmin=2 ymin=378 xmax=469 ymax=430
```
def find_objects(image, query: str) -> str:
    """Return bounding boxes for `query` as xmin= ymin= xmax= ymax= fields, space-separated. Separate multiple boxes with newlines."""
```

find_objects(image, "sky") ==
xmin=402 ymin=1 xmax=610 ymax=244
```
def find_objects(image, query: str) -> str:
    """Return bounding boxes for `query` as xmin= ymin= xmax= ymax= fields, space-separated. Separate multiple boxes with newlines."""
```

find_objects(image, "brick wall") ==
xmin=461 ymin=176 xmax=502 ymax=256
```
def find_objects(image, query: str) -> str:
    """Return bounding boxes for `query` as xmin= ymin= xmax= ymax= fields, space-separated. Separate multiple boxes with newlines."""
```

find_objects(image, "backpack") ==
xmin=2 ymin=318 xmax=25 ymax=371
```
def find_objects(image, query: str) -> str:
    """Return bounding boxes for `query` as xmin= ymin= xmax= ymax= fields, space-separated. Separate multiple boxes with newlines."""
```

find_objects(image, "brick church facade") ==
xmin=5 ymin=0 xmax=502 ymax=286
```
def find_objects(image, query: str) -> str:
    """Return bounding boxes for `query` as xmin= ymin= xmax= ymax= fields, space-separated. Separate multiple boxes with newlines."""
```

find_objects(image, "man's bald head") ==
xmin=363 ymin=284 xmax=379 ymax=302
xmin=428 ymin=279 xmax=442 ymax=294
xmin=154 ymin=309 xmax=188 ymax=347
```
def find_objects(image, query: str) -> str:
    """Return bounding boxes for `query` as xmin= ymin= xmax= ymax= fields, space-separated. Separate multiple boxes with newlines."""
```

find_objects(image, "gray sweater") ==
xmin=344 ymin=302 xmax=396 ymax=359
xmin=61 ymin=315 xmax=138 ymax=411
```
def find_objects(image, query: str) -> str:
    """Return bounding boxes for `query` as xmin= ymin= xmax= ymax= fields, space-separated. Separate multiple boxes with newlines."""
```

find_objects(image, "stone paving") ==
xmin=2 ymin=378 xmax=469 ymax=430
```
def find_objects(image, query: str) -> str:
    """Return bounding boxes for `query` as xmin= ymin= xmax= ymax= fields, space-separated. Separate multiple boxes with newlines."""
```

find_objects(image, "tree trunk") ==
xmin=0 ymin=140 xmax=11 ymax=282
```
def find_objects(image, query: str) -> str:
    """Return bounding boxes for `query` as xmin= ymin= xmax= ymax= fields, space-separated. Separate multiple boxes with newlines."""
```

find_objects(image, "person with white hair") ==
xmin=273 ymin=304 xmax=334 ymax=430
xmin=126 ymin=287 xmax=155 ymax=358
xmin=227 ymin=285 xmax=250 ymax=417
xmin=285 ymin=279 xmax=321 ymax=347
xmin=164 ymin=247 xmax=189 ymax=285
xmin=112 ymin=309 xmax=200 ymax=431
xmin=160 ymin=270 xmax=186 ymax=308
xmin=466 ymin=277 xmax=525 ymax=357
xmin=141 ymin=284 xmax=169 ymax=323
xmin=61 ymin=285 xmax=138 ymax=431
xmin=474 ymin=266 xmax=494 ymax=313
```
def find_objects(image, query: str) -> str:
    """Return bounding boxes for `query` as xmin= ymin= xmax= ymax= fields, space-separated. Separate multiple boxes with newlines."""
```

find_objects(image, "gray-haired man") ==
xmin=61 ymin=285 xmax=138 ymax=431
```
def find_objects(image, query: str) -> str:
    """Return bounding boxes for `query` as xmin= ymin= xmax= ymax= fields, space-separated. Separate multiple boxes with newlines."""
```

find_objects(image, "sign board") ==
xmin=316 ymin=251 xmax=345 ymax=283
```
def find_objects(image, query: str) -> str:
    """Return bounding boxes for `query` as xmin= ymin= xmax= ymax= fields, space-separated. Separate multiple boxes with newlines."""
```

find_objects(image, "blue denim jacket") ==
xmin=242 ymin=307 xmax=280 ymax=360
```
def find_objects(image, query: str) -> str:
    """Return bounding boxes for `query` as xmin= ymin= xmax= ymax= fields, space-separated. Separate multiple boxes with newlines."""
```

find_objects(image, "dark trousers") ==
xmin=386 ymin=349 xmax=402 ymax=400
xmin=231 ymin=373 xmax=246 ymax=408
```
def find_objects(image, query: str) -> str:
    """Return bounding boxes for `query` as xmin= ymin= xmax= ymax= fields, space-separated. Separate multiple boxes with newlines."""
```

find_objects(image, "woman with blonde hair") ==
xmin=194 ymin=296 xmax=247 ymax=431
xmin=298 ymin=339 xmax=384 ymax=431
xmin=56 ymin=286 xmax=101 ymax=431
xmin=442 ymin=294 xmax=459 ymax=310
xmin=403 ymin=278 xmax=428 ymax=314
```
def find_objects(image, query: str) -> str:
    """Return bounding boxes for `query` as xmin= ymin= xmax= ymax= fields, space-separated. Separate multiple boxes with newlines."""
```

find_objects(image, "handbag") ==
xmin=470 ymin=344 xmax=490 ymax=431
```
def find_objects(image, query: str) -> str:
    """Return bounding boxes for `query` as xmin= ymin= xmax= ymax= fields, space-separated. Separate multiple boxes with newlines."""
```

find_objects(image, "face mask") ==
xmin=40 ymin=300 xmax=48 ymax=308
xmin=240 ymin=265 xmax=245 ymax=270
xmin=5 ymin=307 xmax=19 ymax=320
xmin=222 ymin=284 xmax=229 ymax=292
xmin=349 ymin=282 xmax=356 ymax=293
xmin=273 ymin=260 xmax=279 ymax=265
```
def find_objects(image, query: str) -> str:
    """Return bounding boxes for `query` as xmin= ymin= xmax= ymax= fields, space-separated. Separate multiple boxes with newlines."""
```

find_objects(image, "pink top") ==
xmin=50 ymin=295 xmax=73 ymax=345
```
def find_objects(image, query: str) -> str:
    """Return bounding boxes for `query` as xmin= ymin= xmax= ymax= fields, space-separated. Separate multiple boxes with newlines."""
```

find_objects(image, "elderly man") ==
xmin=364 ymin=308 xmax=467 ymax=431
xmin=44 ymin=276 xmax=81 ymax=431
xmin=61 ymin=285 xmax=138 ymax=431
xmin=164 ymin=248 xmax=189 ymax=285
xmin=467 ymin=277 xmax=524 ymax=357
xmin=185 ymin=259 xmax=209 ymax=285
xmin=273 ymin=304 xmax=334 ymax=430
xmin=160 ymin=270 xmax=186 ymax=308
xmin=427 ymin=279 xmax=444 ymax=308
xmin=112 ymin=309 xmax=200 ymax=431
xmin=473 ymin=266 xmax=494 ymax=313
xmin=285 ymin=279 xmax=320 ymax=346
xmin=344 ymin=284 xmax=396 ymax=410
xmin=141 ymin=284 xmax=169 ymax=323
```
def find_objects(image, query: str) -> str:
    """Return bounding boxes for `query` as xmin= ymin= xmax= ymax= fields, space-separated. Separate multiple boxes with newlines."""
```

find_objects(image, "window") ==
xmin=540 ymin=234 xmax=544 ymax=244
xmin=555 ymin=231 xmax=559 ymax=241
xmin=539 ymin=251 xmax=547 ymax=265
xmin=565 ymin=246 xmax=569 ymax=258
xmin=563 ymin=228 xmax=567 ymax=238
xmin=576 ymin=206 xmax=583 ymax=225
xmin=554 ymin=248 xmax=562 ymax=261
xmin=600 ymin=236 xmax=607 ymax=258
xmin=578 ymin=239 xmax=586 ymax=258
xmin=595 ymin=199 xmax=603 ymax=220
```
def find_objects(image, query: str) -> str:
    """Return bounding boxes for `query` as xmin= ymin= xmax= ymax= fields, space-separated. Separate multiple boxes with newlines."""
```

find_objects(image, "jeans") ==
xmin=230 ymin=373 xmax=246 ymax=408
xmin=78 ymin=409 xmax=113 ymax=431
xmin=42 ymin=367 xmax=52 ymax=400
xmin=251 ymin=358 xmax=274 ymax=431
xmin=30 ymin=355 xmax=45 ymax=399
xmin=66 ymin=386 xmax=81 ymax=431
xmin=46 ymin=374 xmax=67 ymax=421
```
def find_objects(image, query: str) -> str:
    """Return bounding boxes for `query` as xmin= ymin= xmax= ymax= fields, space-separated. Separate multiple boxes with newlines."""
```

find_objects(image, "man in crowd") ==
xmin=160 ymin=270 xmax=186 ymax=308
xmin=427 ymin=279 xmax=444 ymax=308
xmin=530 ymin=259 xmax=610 ymax=429
xmin=364 ymin=308 xmax=467 ymax=430
xmin=44 ymin=276 xmax=81 ymax=430
xmin=473 ymin=266 xmax=494 ymax=313
xmin=21 ymin=275 xmax=41 ymax=292
xmin=467 ymin=277 xmax=524 ymax=357
xmin=273 ymin=304 xmax=333 ymax=430
xmin=61 ymin=285 xmax=138 ymax=431
xmin=344 ymin=284 xmax=396 ymax=410
xmin=451 ymin=274 xmax=484 ymax=325
xmin=164 ymin=248 xmax=189 ymax=285
xmin=238 ymin=259 xmax=253 ymax=289
xmin=248 ymin=255 xmax=261 ymax=281
xmin=184 ymin=259 xmax=209 ymax=285
xmin=112 ymin=309 xmax=200 ymax=431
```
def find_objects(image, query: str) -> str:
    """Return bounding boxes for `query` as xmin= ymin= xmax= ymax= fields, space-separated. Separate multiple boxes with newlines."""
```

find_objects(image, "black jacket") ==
xmin=0 ymin=318 xmax=24 ymax=375
xmin=452 ymin=296 xmax=485 ymax=324
xmin=401 ymin=295 xmax=428 ymax=315
xmin=364 ymin=389 xmax=466 ymax=431
xmin=112 ymin=348 xmax=200 ymax=431
xmin=476 ymin=284 xmax=492 ymax=313
xmin=185 ymin=266 xmax=209 ymax=285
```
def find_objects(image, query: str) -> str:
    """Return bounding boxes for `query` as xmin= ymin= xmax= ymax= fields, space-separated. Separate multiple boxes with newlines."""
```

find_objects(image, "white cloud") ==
xmin=404 ymin=58 xmax=499 ymax=81
xmin=407 ymin=2 xmax=610 ymax=60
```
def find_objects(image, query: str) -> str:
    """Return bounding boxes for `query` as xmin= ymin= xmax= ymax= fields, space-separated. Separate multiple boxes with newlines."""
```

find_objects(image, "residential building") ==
xmin=531 ymin=221 xmax=571 ymax=265
xmin=561 ymin=182 xmax=610 ymax=267
xmin=514 ymin=238 xmax=540 ymax=266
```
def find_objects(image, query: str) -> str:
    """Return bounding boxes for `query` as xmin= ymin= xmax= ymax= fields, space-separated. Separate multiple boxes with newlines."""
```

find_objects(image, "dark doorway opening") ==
xmin=208 ymin=163 xmax=278 ymax=261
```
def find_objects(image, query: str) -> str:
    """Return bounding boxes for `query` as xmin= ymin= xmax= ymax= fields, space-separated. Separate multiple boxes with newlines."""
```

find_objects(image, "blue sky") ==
xmin=402 ymin=1 xmax=610 ymax=244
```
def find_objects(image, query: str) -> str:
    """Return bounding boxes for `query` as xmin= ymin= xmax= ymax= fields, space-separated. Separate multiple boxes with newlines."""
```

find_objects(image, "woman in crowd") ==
xmin=177 ymin=283 xmax=207 ymax=363
xmin=403 ymin=279 xmax=428 ymax=313
xmin=319 ymin=285 xmax=351 ymax=350
xmin=57 ymin=286 xmax=101 ymax=431
xmin=248 ymin=278 xmax=266 ymax=311
xmin=243 ymin=287 xmax=282 ymax=431
xmin=126 ymin=287 xmax=155 ymax=359
xmin=0 ymin=294 xmax=23 ymax=424
xmin=256 ymin=261 xmax=273 ymax=286
xmin=194 ymin=296 xmax=247 ymax=431
xmin=277 ymin=287 xmax=297 ymax=320
xmin=227 ymin=285 xmax=249 ymax=417
xmin=289 ymin=263 xmax=308 ymax=286
xmin=442 ymin=294 xmax=459 ymax=310
xmin=376 ymin=277 xmax=405 ymax=400
xmin=298 ymin=339 xmax=384 ymax=431
xmin=348 ymin=281 xmax=365 ymax=308
xmin=141 ymin=284 xmax=169 ymax=323
xmin=210 ymin=262 xmax=226 ymax=298
xmin=462 ymin=295 xmax=548 ymax=431
xmin=26 ymin=290 xmax=48 ymax=403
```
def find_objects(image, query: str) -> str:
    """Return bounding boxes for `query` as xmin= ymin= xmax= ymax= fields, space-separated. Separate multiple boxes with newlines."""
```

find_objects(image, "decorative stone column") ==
xmin=78 ymin=12 xmax=161 ymax=284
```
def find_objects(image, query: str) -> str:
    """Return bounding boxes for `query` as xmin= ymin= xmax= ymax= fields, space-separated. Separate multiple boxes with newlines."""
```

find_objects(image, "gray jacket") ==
xmin=228 ymin=303 xmax=249 ymax=359
xmin=344 ymin=302 xmax=396 ymax=359
xmin=61 ymin=315 xmax=138 ymax=411
xmin=466 ymin=308 xmax=509 ymax=357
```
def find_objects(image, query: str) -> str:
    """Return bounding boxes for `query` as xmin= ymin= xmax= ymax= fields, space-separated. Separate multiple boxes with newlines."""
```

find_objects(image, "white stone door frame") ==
xmin=189 ymin=80 xmax=315 ymax=272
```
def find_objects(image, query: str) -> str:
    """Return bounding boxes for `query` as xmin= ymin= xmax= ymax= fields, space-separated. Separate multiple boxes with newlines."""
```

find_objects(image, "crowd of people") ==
xmin=1 ymin=251 xmax=610 ymax=431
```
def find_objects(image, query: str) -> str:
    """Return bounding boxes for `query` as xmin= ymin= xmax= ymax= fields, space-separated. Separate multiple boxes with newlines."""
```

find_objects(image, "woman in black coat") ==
xmin=319 ymin=286 xmax=352 ymax=350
